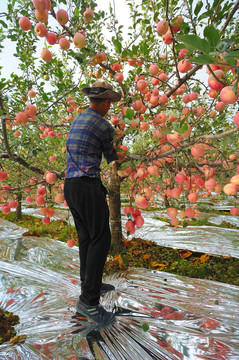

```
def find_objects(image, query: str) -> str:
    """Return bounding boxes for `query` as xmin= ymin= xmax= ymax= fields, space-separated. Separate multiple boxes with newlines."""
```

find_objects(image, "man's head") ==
xmin=81 ymin=81 xmax=121 ymax=117
xmin=89 ymin=97 xmax=112 ymax=117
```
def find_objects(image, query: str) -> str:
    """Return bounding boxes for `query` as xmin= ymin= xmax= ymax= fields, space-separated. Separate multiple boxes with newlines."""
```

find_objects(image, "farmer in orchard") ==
xmin=64 ymin=81 xmax=121 ymax=325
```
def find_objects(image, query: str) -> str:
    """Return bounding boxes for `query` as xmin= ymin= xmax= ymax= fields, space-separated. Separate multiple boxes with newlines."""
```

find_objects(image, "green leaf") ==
xmin=154 ymin=11 xmax=159 ymax=22
xmin=224 ymin=50 xmax=239 ymax=59
xmin=161 ymin=129 xmax=172 ymax=134
xmin=125 ymin=108 xmax=134 ymax=120
xmin=140 ymin=42 xmax=148 ymax=55
xmin=204 ymin=26 xmax=220 ymax=49
xmin=216 ymin=41 xmax=227 ymax=52
xmin=75 ymin=56 xmax=83 ymax=64
xmin=194 ymin=1 xmax=203 ymax=16
xmin=189 ymin=54 xmax=215 ymax=65
xmin=121 ymin=50 xmax=129 ymax=58
xmin=57 ymin=68 xmax=64 ymax=79
xmin=0 ymin=20 xmax=8 ymax=29
xmin=198 ymin=9 xmax=214 ymax=21
xmin=175 ymin=43 xmax=186 ymax=52
xmin=132 ymin=45 xmax=138 ymax=55
xmin=124 ymin=118 xmax=132 ymax=125
xmin=177 ymin=35 xmax=210 ymax=54
xmin=212 ymin=0 xmax=220 ymax=9
xmin=226 ymin=58 xmax=237 ymax=66
xmin=112 ymin=38 xmax=122 ymax=53
xmin=122 ymin=255 xmax=129 ymax=265
xmin=142 ymin=323 xmax=149 ymax=332
xmin=0 ymin=80 xmax=6 ymax=90
xmin=58 ymin=171 xmax=66 ymax=179
xmin=42 ymin=93 xmax=49 ymax=101
xmin=232 ymin=81 xmax=238 ymax=95
xmin=74 ymin=8 xmax=79 ymax=17
xmin=175 ymin=123 xmax=188 ymax=134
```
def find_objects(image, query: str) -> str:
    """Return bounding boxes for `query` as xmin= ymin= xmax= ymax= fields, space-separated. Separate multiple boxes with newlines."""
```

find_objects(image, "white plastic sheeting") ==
xmin=0 ymin=218 xmax=238 ymax=360
xmin=18 ymin=202 xmax=239 ymax=259
xmin=124 ymin=215 xmax=239 ymax=259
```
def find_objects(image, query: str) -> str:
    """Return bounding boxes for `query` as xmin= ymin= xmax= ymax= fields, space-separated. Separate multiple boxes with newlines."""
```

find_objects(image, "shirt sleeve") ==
xmin=101 ymin=126 xmax=119 ymax=164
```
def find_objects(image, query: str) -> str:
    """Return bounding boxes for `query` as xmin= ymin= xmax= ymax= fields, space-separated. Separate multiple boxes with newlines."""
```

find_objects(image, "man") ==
xmin=64 ymin=81 xmax=121 ymax=325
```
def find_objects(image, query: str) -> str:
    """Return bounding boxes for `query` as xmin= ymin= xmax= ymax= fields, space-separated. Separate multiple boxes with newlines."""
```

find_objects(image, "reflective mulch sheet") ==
xmin=18 ymin=204 xmax=239 ymax=259
xmin=122 ymin=213 xmax=239 ymax=259
xmin=0 ymin=218 xmax=239 ymax=360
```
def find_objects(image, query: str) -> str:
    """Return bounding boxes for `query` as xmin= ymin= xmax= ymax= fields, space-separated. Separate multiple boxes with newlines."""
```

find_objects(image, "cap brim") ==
xmin=81 ymin=87 xmax=121 ymax=102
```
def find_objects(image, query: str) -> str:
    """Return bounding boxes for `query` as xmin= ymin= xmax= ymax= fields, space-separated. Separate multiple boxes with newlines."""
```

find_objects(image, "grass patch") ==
xmin=152 ymin=215 xmax=239 ymax=229
xmin=183 ymin=218 xmax=239 ymax=229
xmin=0 ymin=212 xmax=77 ymax=243
xmin=0 ymin=212 xmax=238 ymax=286
xmin=106 ymin=238 xmax=239 ymax=286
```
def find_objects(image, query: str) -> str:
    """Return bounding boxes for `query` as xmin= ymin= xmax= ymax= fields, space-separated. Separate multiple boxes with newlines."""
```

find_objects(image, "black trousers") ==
xmin=64 ymin=177 xmax=111 ymax=305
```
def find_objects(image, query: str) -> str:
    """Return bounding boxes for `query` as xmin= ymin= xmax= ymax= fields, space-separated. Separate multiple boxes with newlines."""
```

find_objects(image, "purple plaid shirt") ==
xmin=65 ymin=108 xmax=118 ymax=179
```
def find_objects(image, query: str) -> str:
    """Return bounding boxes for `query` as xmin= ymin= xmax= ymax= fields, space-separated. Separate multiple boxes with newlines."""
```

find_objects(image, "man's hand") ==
xmin=111 ymin=160 xmax=118 ymax=167
xmin=111 ymin=160 xmax=119 ymax=176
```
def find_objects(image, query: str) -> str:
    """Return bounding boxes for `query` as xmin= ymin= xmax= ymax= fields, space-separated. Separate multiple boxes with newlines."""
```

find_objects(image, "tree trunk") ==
xmin=16 ymin=192 xmax=22 ymax=219
xmin=164 ymin=195 xmax=170 ymax=208
xmin=108 ymin=162 xmax=123 ymax=245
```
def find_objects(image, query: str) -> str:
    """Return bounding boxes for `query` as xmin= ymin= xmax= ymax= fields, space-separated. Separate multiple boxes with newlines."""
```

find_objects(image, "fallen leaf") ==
xmin=179 ymin=250 xmax=192 ymax=259
xmin=142 ymin=254 xmax=151 ymax=261
xmin=200 ymin=254 xmax=210 ymax=263
xmin=151 ymin=261 xmax=167 ymax=268
xmin=114 ymin=254 xmax=124 ymax=264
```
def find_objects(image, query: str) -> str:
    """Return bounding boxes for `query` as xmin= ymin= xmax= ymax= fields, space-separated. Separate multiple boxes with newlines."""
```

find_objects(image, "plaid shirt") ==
xmin=65 ymin=107 xmax=118 ymax=179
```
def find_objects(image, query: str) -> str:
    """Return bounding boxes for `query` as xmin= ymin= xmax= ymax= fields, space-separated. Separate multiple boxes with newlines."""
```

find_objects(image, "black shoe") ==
xmin=76 ymin=299 xmax=115 ymax=325
xmin=101 ymin=283 xmax=115 ymax=294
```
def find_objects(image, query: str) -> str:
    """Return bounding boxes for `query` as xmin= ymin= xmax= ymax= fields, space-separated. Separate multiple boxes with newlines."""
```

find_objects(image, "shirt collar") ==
xmin=88 ymin=107 xmax=100 ymax=115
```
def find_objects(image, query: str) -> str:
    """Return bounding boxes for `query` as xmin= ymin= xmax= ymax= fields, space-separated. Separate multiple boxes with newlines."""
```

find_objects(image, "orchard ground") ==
xmin=0 ymin=307 xmax=21 ymax=345
xmin=0 ymin=205 xmax=239 ymax=287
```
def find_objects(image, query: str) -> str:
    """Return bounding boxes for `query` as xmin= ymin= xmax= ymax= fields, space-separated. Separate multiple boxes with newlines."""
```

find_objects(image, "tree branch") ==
xmin=165 ymin=64 xmax=202 ymax=98
xmin=220 ymin=0 xmax=239 ymax=34
xmin=0 ymin=94 xmax=58 ymax=177
xmin=207 ymin=65 xmax=227 ymax=86
xmin=128 ymin=127 xmax=239 ymax=161
xmin=166 ymin=0 xmax=181 ymax=81
xmin=184 ymin=0 xmax=197 ymax=34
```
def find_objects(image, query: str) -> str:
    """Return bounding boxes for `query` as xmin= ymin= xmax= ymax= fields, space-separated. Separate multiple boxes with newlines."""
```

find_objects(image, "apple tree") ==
xmin=0 ymin=0 xmax=239 ymax=244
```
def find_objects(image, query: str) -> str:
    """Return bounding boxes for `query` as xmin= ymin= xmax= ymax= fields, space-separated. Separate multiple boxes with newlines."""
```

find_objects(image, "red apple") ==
xmin=19 ymin=17 xmax=31 ymax=31
xmin=56 ymin=9 xmax=69 ymax=25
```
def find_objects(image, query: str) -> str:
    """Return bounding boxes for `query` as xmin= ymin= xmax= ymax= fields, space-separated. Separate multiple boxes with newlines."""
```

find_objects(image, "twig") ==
xmin=184 ymin=0 xmax=197 ymax=34
xmin=166 ymin=0 xmax=181 ymax=81
xmin=207 ymin=65 xmax=227 ymax=86
xmin=220 ymin=0 xmax=239 ymax=34
xmin=211 ymin=0 xmax=222 ymax=24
